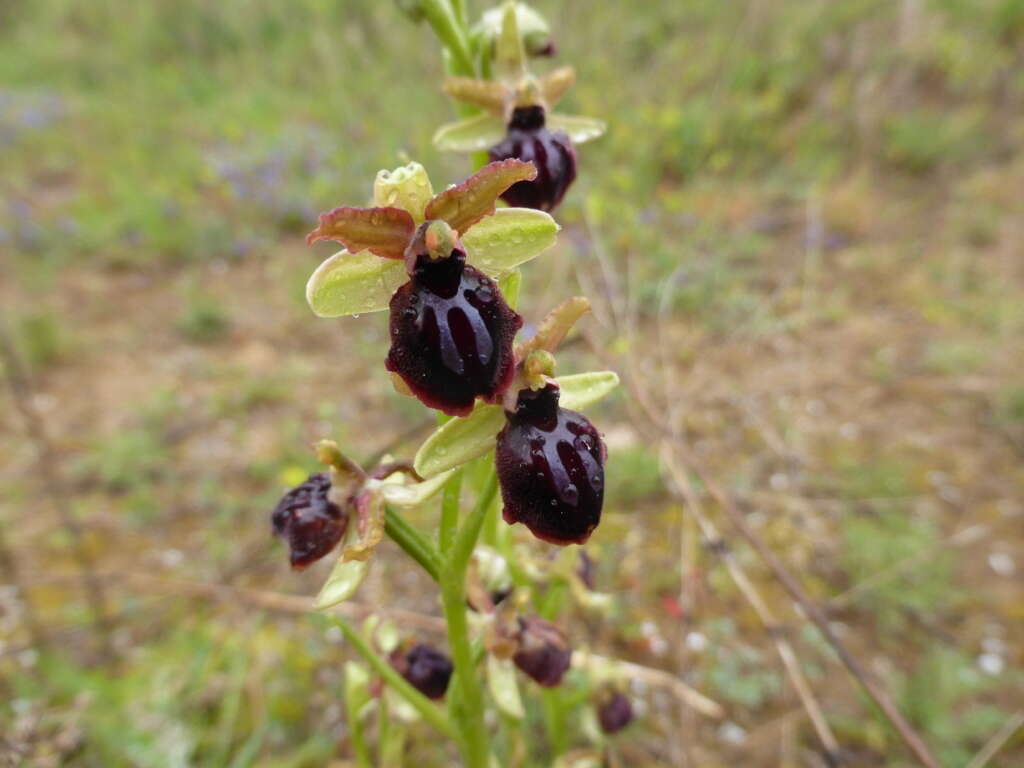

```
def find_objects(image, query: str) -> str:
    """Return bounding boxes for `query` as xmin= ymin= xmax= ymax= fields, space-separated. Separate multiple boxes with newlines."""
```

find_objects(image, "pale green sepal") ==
xmin=547 ymin=114 xmax=607 ymax=144
xmin=556 ymin=371 xmax=620 ymax=410
xmin=314 ymin=556 xmax=370 ymax=609
xmin=377 ymin=469 xmax=455 ymax=507
xmin=433 ymin=113 xmax=507 ymax=152
xmin=413 ymin=372 xmax=619 ymax=478
xmin=463 ymin=208 xmax=559 ymax=275
xmin=474 ymin=2 xmax=552 ymax=58
xmin=498 ymin=269 xmax=522 ymax=309
xmin=495 ymin=2 xmax=527 ymax=82
xmin=374 ymin=162 xmax=434 ymax=222
xmin=306 ymin=249 xmax=407 ymax=317
xmin=414 ymin=404 xmax=504 ymax=478
xmin=487 ymin=655 xmax=525 ymax=719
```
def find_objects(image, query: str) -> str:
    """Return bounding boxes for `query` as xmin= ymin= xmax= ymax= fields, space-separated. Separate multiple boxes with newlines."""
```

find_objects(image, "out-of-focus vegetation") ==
xmin=2 ymin=0 xmax=1022 ymax=766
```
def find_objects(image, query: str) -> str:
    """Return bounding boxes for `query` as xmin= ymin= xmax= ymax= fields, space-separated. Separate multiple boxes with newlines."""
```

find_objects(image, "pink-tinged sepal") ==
xmin=306 ymin=205 xmax=416 ymax=260
xmin=424 ymin=159 xmax=537 ymax=234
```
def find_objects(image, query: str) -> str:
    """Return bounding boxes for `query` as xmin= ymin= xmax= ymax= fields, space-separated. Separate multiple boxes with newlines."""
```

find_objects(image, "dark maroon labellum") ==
xmin=597 ymin=691 xmax=634 ymax=734
xmin=512 ymin=616 xmax=572 ymax=687
xmin=385 ymin=234 xmax=522 ymax=417
xmin=271 ymin=473 xmax=348 ymax=569
xmin=496 ymin=383 xmax=606 ymax=545
xmin=390 ymin=643 xmax=453 ymax=700
xmin=488 ymin=106 xmax=577 ymax=212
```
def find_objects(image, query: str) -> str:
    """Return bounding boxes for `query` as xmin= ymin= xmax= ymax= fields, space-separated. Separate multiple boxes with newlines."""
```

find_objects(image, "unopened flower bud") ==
xmin=390 ymin=643 xmax=454 ymax=700
xmin=597 ymin=690 xmax=634 ymax=734
xmin=271 ymin=473 xmax=349 ymax=569
xmin=512 ymin=616 xmax=572 ymax=687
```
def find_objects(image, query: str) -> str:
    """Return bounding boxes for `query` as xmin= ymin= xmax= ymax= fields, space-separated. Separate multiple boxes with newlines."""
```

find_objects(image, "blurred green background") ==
xmin=1 ymin=0 xmax=1023 ymax=766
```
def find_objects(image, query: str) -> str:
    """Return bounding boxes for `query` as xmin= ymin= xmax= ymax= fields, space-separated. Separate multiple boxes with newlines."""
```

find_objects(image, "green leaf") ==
xmin=547 ymin=114 xmax=606 ymax=144
xmin=373 ymin=162 xmax=434 ymax=223
xmin=305 ymin=249 xmax=407 ymax=317
xmin=433 ymin=114 xmax=507 ymax=153
xmin=314 ymin=556 xmax=370 ymax=610
xmin=424 ymin=159 xmax=536 ymax=234
xmin=463 ymin=208 xmax=559 ymax=275
xmin=487 ymin=655 xmax=525 ymax=719
xmin=306 ymin=205 xmax=415 ymax=259
xmin=413 ymin=371 xmax=620 ymax=477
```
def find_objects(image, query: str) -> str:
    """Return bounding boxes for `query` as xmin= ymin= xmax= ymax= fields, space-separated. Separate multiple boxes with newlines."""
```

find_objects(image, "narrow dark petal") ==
xmin=271 ymin=473 xmax=348 ymax=569
xmin=496 ymin=384 xmax=605 ymax=545
xmin=386 ymin=262 xmax=522 ymax=417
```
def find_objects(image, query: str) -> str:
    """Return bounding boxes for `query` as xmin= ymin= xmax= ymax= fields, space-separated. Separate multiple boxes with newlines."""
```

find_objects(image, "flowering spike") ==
xmin=424 ymin=159 xmax=537 ymax=234
xmin=306 ymin=206 xmax=416 ymax=260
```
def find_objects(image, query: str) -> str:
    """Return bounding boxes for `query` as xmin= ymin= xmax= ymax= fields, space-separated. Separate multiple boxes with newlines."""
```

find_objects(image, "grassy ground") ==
xmin=2 ymin=0 xmax=1023 ymax=765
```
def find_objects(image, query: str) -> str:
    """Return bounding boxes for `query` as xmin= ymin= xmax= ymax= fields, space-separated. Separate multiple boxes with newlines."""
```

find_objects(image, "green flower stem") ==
xmin=439 ymin=469 xmax=463 ymax=553
xmin=331 ymin=616 xmax=458 ymax=742
xmin=440 ymin=471 xmax=500 ymax=768
xmin=421 ymin=0 xmax=475 ymax=78
xmin=384 ymin=506 xmax=442 ymax=582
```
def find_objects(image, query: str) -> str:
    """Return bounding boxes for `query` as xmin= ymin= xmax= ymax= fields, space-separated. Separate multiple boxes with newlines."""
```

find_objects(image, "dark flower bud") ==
xmin=496 ymin=383 xmax=606 ymax=545
xmin=512 ymin=616 xmax=572 ymax=687
xmin=386 ymin=221 xmax=522 ymax=417
xmin=271 ymin=473 xmax=348 ymax=569
xmin=597 ymin=690 xmax=634 ymax=734
xmin=390 ymin=643 xmax=453 ymax=700
xmin=488 ymin=106 xmax=577 ymax=212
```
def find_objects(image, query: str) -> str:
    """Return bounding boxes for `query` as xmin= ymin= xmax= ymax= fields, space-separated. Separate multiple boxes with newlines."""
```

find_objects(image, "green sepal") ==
xmin=462 ymin=208 xmax=559 ymax=275
xmin=487 ymin=654 xmax=525 ymax=719
xmin=433 ymin=113 xmax=507 ymax=152
xmin=413 ymin=371 xmax=620 ymax=478
xmin=377 ymin=468 xmax=455 ymax=507
xmin=314 ymin=554 xmax=370 ymax=610
xmin=305 ymin=249 xmax=407 ymax=317
xmin=547 ymin=114 xmax=607 ymax=144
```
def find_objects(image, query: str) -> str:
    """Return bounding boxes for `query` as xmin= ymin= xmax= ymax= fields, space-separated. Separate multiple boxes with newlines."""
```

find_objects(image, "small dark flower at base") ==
xmin=386 ymin=223 xmax=522 ymax=417
xmin=496 ymin=383 xmax=606 ymax=545
xmin=489 ymin=106 xmax=577 ymax=212
xmin=597 ymin=691 xmax=634 ymax=734
xmin=390 ymin=643 xmax=453 ymax=700
xmin=512 ymin=616 xmax=572 ymax=687
xmin=271 ymin=473 xmax=348 ymax=569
